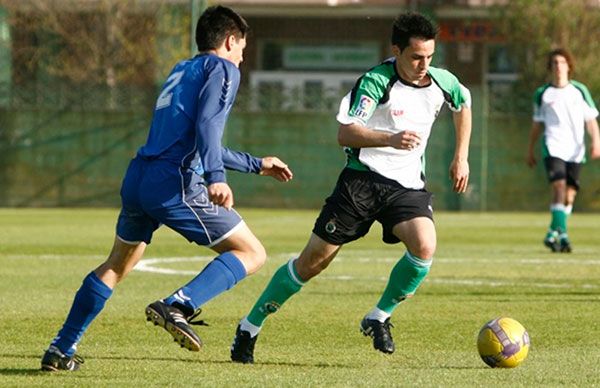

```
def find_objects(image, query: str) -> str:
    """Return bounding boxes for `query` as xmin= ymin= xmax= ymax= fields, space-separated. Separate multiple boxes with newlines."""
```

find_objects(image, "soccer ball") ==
xmin=477 ymin=317 xmax=530 ymax=368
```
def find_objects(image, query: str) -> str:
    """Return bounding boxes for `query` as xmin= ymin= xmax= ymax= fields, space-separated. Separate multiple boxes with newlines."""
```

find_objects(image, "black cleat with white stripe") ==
xmin=360 ymin=317 xmax=395 ymax=354
xmin=41 ymin=345 xmax=84 ymax=372
xmin=145 ymin=300 xmax=207 ymax=352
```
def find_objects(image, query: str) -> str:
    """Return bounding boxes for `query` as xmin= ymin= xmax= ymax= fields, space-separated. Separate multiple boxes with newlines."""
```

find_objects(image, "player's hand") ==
xmin=526 ymin=152 xmax=537 ymax=167
xmin=260 ymin=156 xmax=293 ymax=182
xmin=389 ymin=130 xmax=421 ymax=151
xmin=449 ymin=158 xmax=469 ymax=193
xmin=207 ymin=182 xmax=234 ymax=209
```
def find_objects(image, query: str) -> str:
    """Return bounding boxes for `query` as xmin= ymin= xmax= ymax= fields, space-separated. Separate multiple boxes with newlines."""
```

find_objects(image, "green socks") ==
xmin=246 ymin=253 xmax=431 ymax=328
xmin=246 ymin=259 xmax=305 ymax=327
xmin=376 ymin=251 xmax=432 ymax=314
xmin=550 ymin=203 xmax=567 ymax=234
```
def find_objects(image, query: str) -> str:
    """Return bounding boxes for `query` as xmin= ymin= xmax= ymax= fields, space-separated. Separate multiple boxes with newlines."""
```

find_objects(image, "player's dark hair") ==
xmin=195 ymin=5 xmax=249 ymax=52
xmin=391 ymin=12 xmax=438 ymax=52
xmin=546 ymin=48 xmax=574 ymax=76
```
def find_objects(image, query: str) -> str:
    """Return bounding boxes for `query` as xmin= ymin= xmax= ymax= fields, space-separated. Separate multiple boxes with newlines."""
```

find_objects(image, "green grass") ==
xmin=1 ymin=208 xmax=599 ymax=387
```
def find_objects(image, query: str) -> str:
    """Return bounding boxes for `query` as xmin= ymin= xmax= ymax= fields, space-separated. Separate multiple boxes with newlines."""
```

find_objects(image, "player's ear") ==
xmin=224 ymin=35 xmax=236 ymax=52
xmin=391 ymin=45 xmax=401 ymax=57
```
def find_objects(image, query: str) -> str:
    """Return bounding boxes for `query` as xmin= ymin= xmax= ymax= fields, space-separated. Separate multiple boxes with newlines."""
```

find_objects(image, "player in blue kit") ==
xmin=41 ymin=5 xmax=292 ymax=371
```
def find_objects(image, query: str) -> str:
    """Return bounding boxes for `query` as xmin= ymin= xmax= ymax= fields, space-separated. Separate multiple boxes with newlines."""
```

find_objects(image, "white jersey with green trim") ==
xmin=533 ymin=81 xmax=599 ymax=163
xmin=336 ymin=59 xmax=471 ymax=189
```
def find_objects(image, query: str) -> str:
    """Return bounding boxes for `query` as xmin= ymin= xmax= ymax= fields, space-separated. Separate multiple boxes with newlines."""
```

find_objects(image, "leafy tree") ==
xmin=494 ymin=0 xmax=600 ymax=104
xmin=0 ymin=0 xmax=189 ymax=108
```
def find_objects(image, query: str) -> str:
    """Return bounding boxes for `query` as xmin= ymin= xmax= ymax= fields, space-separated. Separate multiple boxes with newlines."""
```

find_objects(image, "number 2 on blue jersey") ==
xmin=156 ymin=71 xmax=184 ymax=110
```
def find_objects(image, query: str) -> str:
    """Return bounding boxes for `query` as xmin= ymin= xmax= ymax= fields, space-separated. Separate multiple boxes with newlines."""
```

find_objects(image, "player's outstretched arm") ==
xmin=259 ymin=156 xmax=293 ymax=182
xmin=585 ymin=119 xmax=600 ymax=160
xmin=449 ymin=106 xmax=471 ymax=193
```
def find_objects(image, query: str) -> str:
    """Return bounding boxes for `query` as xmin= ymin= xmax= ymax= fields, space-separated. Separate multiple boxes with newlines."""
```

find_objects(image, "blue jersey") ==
xmin=138 ymin=54 xmax=261 ymax=185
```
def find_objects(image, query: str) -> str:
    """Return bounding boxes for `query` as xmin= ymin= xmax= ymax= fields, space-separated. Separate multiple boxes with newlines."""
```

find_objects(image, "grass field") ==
xmin=1 ymin=208 xmax=599 ymax=387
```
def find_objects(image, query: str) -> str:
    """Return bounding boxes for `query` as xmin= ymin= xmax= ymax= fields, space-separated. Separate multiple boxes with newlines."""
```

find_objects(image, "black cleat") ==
xmin=360 ymin=317 xmax=395 ymax=354
xmin=560 ymin=238 xmax=572 ymax=253
xmin=543 ymin=235 xmax=560 ymax=252
xmin=145 ymin=300 xmax=207 ymax=352
xmin=40 ymin=345 xmax=84 ymax=372
xmin=230 ymin=324 xmax=257 ymax=364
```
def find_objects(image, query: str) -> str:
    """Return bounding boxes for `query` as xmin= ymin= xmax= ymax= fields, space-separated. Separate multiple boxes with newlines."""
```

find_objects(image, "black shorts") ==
xmin=544 ymin=157 xmax=581 ymax=190
xmin=313 ymin=168 xmax=433 ymax=245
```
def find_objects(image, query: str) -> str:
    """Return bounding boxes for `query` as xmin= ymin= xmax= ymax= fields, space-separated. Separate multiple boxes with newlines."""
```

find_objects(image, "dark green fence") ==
xmin=1 ymin=85 xmax=600 ymax=211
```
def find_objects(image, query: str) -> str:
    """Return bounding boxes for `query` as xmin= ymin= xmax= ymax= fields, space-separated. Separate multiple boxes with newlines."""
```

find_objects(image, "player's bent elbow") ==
xmin=337 ymin=125 xmax=354 ymax=147
xmin=337 ymin=131 xmax=347 ymax=147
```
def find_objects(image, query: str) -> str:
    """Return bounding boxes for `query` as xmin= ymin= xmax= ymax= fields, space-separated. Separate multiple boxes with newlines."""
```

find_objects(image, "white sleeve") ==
xmin=459 ymin=83 xmax=471 ymax=110
xmin=336 ymin=93 xmax=364 ymax=125
xmin=583 ymin=102 xmax=599 ymax=121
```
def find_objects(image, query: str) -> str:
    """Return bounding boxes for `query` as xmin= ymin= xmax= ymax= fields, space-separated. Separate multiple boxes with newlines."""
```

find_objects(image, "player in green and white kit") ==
xmin=527 ymin=48 xmax=600 ymax=253
xmin=230 ymin=12 xmax=472 ymax=363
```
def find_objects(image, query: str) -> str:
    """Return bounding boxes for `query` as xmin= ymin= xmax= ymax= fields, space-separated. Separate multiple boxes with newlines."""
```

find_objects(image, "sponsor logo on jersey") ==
xmin=391 ymin=109 xmax=404 ymax=117
xmin=351 ymin=95 xmax=376 ymax=120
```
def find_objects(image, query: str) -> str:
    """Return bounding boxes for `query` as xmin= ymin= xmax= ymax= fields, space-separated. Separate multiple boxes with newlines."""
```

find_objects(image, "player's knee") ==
xmin=410 ymin=241 xmax=436 ymax=260
xmin=254 ymin=243 xmax=267 ymax=268
xmin=242 ymin=242 xmax=267 ymax=273
xmin=95 ymin=260 xmax=130 ymax=286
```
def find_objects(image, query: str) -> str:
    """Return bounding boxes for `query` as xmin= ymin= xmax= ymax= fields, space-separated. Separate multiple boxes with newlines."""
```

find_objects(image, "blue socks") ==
xmin=52 ymin=272 xmax=112 ymax=357
xmin=51 ymin=252 xmax=246 ymax=356
xmin=164 ymin=252 xmax=247 ymax=313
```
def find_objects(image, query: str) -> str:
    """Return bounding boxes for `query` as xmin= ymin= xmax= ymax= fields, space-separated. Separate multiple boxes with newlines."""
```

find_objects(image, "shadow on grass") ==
xmin=0 ymin=368 xmax=46 ymax=376
xmin=0 ymin=352 xmax=354 ymax=372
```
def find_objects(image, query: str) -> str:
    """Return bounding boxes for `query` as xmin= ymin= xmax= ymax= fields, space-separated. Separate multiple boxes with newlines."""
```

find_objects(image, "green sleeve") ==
xmin=533 ymin=84 xmax=550 ymax=108
xmin=428 ymin=66 xmax=469 ymax=110
xmin=347 ymin=63 xmax=395 ymax=123
xmin=571 ymin=80 xmax=597 ymax=109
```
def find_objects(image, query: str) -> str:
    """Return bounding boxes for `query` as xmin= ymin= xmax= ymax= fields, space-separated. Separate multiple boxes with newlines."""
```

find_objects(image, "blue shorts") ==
xmin=116 ymin=157 xmax=243 ymax=247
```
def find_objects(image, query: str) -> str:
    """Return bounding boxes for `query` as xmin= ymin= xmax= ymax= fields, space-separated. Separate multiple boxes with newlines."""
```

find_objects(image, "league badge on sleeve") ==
xmin=350 ymin=95 xmax=376 ymax=121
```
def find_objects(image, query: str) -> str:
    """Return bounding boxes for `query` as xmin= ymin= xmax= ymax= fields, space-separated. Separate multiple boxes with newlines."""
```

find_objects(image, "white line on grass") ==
xmin=133 ymin=255 xmax=600 ymax=290
xmin=134 ymin=257 xmax=212 ymax=275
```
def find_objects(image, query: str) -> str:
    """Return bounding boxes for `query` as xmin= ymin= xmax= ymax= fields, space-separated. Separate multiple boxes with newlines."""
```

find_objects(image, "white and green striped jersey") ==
xmin=533 ymin=81 xmax=598 ymax=163
xmin=336 ymin=58 xmax=471 ymax=189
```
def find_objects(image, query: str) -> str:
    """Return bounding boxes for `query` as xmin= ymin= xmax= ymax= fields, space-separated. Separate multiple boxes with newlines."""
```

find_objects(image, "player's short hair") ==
xmin=195 ymin=5 xmax=249 ymax=52
xmin=391 ymin=12 xmax=438 ymax=52
xmin=546 ymin=48 xmax=574 ymax=75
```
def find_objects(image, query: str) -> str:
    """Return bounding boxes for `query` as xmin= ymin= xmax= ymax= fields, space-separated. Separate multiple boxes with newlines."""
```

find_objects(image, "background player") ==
xmin=527 ymin=48 xmax=600 ymax=252
xmin=230 ymin=12 xmax=471 ymax=363
xmin=41 ymin=5 xmax=292 ymax=371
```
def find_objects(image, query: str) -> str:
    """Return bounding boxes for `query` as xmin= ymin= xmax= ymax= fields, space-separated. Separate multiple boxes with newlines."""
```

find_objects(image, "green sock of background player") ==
xmin=548 ymin=203 xmax=567 ymax=237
